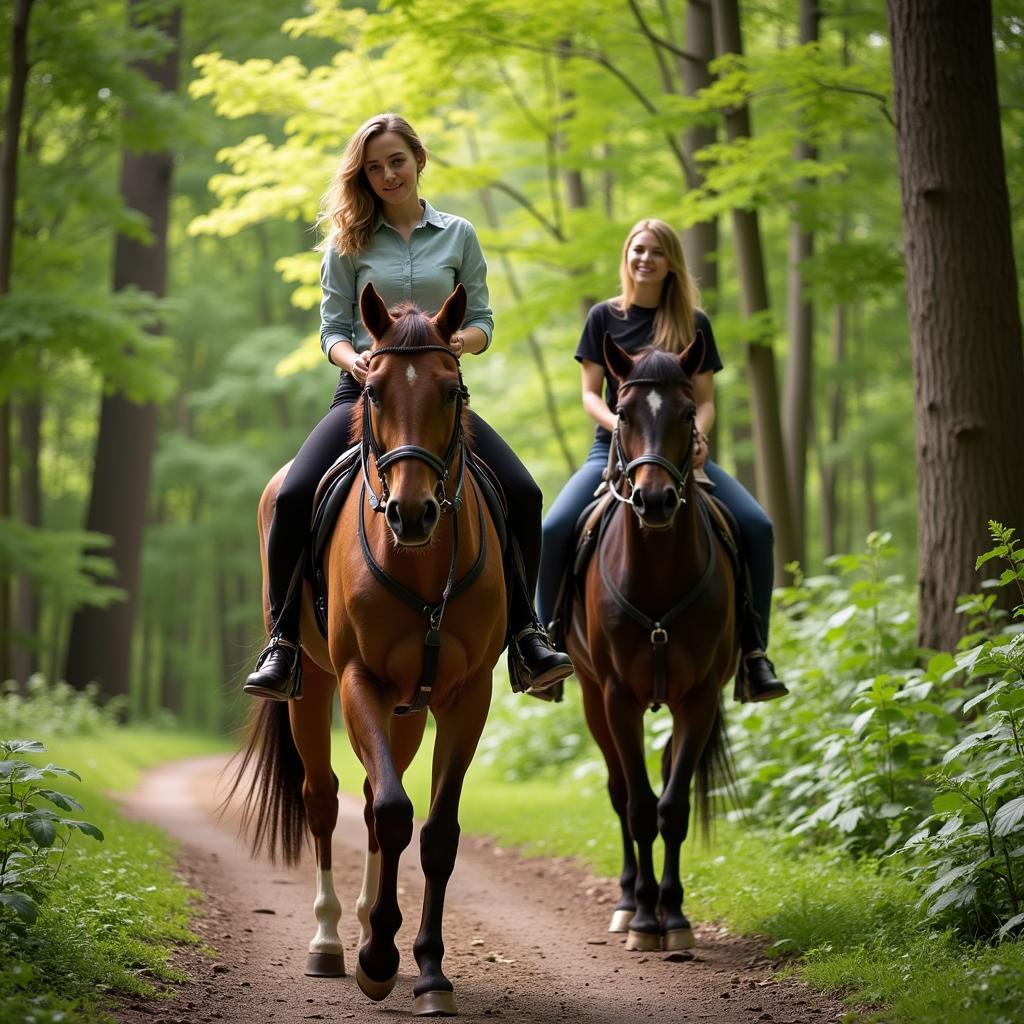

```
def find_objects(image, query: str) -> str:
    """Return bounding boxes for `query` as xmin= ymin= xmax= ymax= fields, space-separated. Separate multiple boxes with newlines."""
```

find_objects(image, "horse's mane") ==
xmin=628 ymin=346 xmax=694 ymax=396
xmin=349 ymin=302 xmax=473 ymax=447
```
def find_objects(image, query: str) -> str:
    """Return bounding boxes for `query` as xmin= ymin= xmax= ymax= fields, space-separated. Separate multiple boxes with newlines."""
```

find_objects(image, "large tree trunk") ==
xmin=712 ymin=0 xmax=798 ymax=584
xmin=782 ymin=0 xmax=820 ymax=567
xmin=0 ymin=0 xmax=35 ymax=682
xmin=821 ymin=301 xmax=847 ymax=558
xmin=65 ymin=2 xmax=181 ymax=695
xmin=887 ymin=0 xmax=1024 ymax=651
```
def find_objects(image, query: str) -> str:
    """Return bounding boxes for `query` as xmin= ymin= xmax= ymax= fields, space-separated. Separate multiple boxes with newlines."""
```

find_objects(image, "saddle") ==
xmin=547 ymin=471 xmax=742 ymax=653
xmin=307 ymin=445 xmax=510 ymax=640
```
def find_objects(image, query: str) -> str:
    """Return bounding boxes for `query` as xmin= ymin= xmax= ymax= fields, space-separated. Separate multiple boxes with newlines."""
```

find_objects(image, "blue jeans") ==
xmin=537 ymin=440 xmax=775 ymax=649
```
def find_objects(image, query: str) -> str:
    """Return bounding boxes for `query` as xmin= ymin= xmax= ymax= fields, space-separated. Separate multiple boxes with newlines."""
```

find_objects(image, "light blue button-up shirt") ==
xmin=320 ymin=200 xmax=494 ymax=358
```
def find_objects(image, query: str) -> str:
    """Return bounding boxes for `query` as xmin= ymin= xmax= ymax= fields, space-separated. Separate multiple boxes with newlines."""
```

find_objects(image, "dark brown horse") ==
xmin=566 ymin=336 xmax=738 ymax=953
xmin=230 ymin=283 xmax=506 ymax=1016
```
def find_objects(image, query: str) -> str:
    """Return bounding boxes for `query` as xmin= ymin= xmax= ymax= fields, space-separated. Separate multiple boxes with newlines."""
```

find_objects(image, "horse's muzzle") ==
xmin=385 ymin=495 xmax=441 ymax=545
xmin=631 ymin=483 xmax=680 ymax=529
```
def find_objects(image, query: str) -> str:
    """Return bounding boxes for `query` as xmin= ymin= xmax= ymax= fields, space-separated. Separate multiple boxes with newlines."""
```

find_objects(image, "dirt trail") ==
xmin=114 ymin=755 xmax=845 ymax=1024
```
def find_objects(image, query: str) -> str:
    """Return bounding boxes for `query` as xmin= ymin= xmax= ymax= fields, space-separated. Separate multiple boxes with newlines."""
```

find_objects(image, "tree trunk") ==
xmin=65 ymin=2 xmax=181 ymax=695
xmin=887 ymin=0 xmax=1024 ymax=651
xmin=12 ymin=390 xmax=41 ymax=681
xmin=0 ymin=0 xmax=35 ymax=682
xmin=821 ymin=302 xmax=847 ymax=558
xmin=712 ymin=0 xmax=798 ymax=584
xmin=782 ymin=0 xmax=820 ymax=566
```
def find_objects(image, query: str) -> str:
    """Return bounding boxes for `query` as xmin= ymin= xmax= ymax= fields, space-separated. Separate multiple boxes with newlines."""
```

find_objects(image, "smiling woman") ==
xmin=242 ymin=112 xmax=572 ymax=703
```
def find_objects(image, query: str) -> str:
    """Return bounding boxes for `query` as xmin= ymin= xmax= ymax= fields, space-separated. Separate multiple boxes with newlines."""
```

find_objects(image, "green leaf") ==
xmin=923 ymin=863 xmax=974 ymax=900
xmin=998 ymin=912 xmax=1024 ymax=939
xmin=932 ymin=791 xmax=965 ymax=814
xmin=65 ymin=819 xmax=104 ymax=841
xmin=993 ymin=796 xmax=1024 ymax=837
xmin=928 ymin=883 xmax=976 ymax=916
xmin=0 ymin=890 xmax=38 ymax=924
xmin=25 ymin=812 xmax=57 ymax=848
xmin=2 ymin=740 xmax=46 ymax=755
xmin=41 ymin=764 xmax=82 ymax=782
xmin=34 ymin=789 xmax=83 ymax=812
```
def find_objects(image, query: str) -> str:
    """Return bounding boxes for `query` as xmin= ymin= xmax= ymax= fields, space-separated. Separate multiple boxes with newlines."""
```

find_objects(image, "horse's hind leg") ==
xmin=579 ymin=670 xmax=637 ymax=933
xmin=288 ymin=659 xmax=345 ymax=977
xmin=356 ymin=711 xmax=427 ymax=947
xmin=411 ymin=674 xmax=490 ymax=1017
xmin=657 ymin=686 xmax=719 ymax=951
xmin=341 ymin=664 xmax=413 ymax=1002
xmin=603 ymin=681 xmax=661 ymax=951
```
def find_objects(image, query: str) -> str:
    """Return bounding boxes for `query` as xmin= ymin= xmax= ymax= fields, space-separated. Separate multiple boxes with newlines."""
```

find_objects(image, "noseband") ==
xmin=611 ymin=377 xmax=695 ymax=515
xmin=361 ymin=345 xmax=470 ymax=515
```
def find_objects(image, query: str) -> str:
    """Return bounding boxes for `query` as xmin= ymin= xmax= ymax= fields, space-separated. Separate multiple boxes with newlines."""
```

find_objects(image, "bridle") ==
xmin=610 ymin=377 xmax=695 ymax=516
xmin=356 ymin=342 xmax=487 ymax=717
xmin=360 ymin=345 xmax=470 ymax=516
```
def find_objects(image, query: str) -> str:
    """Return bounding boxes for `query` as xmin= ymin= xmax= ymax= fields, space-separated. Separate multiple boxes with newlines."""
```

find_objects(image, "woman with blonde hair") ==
xmin=537 ymin=218 xmax=787 ymax=701
xmin=244 ymin=112 xmax=572 ymax=700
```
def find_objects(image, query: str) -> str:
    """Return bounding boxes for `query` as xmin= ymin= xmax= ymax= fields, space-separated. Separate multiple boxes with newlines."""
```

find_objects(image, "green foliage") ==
xmin=899 ymin=523 xmax=1024 ymax=940
xmin=0 ymin=678 xmax=124 ymax=739
xmin=0 ymin=740 xmax=103 ymax=933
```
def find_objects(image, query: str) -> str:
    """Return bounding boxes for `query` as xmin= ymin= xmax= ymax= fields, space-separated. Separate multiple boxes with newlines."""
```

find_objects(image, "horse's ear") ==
xmin=360 ymin=282 xmax=394 ymax=342
xmin=433 ymin=283 xmax=467 ymax=341
xmin=680 ymin=329 xmax=706 ymax=379
xmin=603 ymin=333 xmax=634 ymax=383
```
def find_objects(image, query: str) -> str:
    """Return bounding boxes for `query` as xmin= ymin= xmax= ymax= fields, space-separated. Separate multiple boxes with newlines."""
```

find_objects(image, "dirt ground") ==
xmin=112 ymin=755 xmax=850 ymax=1024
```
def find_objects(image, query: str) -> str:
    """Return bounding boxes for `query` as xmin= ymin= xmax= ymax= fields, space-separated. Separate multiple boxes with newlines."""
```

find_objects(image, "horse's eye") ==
xmin=365 ymin=385 xmax=381 ymax=408
xmin=617 ymin=408 xmax=628 ymax=425
xmin=445 ymin=386 xmax=460 ymax=405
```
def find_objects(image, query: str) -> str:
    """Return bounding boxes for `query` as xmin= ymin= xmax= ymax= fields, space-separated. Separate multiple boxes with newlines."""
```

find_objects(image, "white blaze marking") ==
xmin=406 ymin=364 xmax=418 ymax=386
xmin=646 ymin=390 xmax=663 ymax=417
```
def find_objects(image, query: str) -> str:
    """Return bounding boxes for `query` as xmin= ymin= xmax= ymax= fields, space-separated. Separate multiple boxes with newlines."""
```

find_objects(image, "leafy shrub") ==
xmin=899 ymin=522 xmax=1024 ymax=940
xmin=729 ymin=531 xmax=954 ymax=855
xmin=0 ymin=740 xmax=103 ymax=933
xmin=0 ymin=676 xmax=124 ymax=738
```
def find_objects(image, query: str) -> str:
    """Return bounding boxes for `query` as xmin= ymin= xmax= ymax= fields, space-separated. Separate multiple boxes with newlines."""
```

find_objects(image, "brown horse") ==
xmin=566 ymin=336 xmax=738 ymax=953
xmin=230 ymin=283 xmax=506 ymax=1017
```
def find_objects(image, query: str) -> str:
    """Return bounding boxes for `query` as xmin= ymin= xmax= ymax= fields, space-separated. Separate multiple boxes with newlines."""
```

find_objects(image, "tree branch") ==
xmin=627 ymin=0 xmax=701 ymax=66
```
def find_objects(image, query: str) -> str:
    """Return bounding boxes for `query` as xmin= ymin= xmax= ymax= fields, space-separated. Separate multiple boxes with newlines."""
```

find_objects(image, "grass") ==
xmin=325 ymin=699 xmax=1024 ymax=1024
xmin=1 ymin=726 xmax=230 ymax=1024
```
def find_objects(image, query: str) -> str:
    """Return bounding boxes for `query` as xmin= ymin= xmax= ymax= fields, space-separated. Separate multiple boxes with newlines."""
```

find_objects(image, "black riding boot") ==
xmin=736 ymin=649 xmax=788 ymax=703
xmin=504 ymin=543 xmax=573 ymax=699
xmin=243 ymin=634 xmax=303 ymax=701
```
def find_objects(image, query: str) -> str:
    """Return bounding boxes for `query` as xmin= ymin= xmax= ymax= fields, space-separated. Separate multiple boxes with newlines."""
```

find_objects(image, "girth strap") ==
xmin=597 ymin=495 xmax=718 ymax=706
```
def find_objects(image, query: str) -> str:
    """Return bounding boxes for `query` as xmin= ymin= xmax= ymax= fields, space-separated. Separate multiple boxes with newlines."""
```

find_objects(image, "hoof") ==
xmin=305 ymin=950 xmax=346 ymax=977
xmin=608 ymin=908 xmax=634 ymax=933
xmin=625 ymin=929 xmax=663 ymax=952
xmin=413 ymin=990 xmax=458 ymax=1016
xmin=356 ymin=962 xmax=398 ymax=1001
xmin=664 ymin=927 xmax=696 ymax=951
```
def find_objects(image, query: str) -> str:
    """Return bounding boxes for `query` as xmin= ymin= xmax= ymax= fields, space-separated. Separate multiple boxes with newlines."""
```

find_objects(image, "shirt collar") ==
xmin=373 ymin=199 xmax=444 ymax=233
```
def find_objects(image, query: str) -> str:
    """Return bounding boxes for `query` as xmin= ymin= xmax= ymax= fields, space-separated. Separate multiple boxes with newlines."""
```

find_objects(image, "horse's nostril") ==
xmin=631 ymin=489 xmax=646 ymax=514
xmin=422 ymin=499 xmax=440 ymax=533
xmin=664 ymin=487 xmax=679 ymax=513
xmin=385 ymin=500 xmax=403 ymax=535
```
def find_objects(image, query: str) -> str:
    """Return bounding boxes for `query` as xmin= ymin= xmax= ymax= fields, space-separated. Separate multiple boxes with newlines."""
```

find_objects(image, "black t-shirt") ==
xmin=575 ymin=300 xmax=724 ymax=442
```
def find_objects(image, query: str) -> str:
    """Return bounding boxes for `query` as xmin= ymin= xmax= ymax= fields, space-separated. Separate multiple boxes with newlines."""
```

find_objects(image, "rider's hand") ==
xmin=693 ymin=427 xmax=709 ymax=470
xmin=448 ymin=331 xmax=465 ymax=359
xmin=351 ymin=351 xmax=371 ymax=385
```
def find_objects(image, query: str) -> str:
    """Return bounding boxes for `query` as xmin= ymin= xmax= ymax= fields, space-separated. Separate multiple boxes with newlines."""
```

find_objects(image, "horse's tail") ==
xmin=222 ymin=701 xmax=307 ymax=866
xmin=693 ymin=699 xmax=741 ymax=840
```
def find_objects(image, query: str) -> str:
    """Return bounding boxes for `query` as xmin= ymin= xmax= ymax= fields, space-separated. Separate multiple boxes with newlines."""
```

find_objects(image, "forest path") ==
xmin=113 ymin=755 xmax=845 ymax=1024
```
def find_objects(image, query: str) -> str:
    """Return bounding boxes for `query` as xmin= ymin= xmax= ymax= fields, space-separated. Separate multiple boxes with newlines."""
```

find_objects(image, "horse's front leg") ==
xmin=578 ymin=669 xmax=637 ymax=932
xmin=603 ymin=680 xmax=660 ymax=951
xmin=657 ymin=686 xmax=720 ymax=951
xmin=341 ymin=663 xmax=414 ymax=1002
xmin=356 ymin=712 xmax=427 ymax=947
xmin=411 ymin=674 xmax=490 ymax=1017
xmin=288 ymin=659 xmax=345 ymax=977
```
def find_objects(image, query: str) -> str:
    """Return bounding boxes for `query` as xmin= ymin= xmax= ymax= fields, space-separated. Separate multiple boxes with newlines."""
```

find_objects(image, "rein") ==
xmin=601 ymin=376 xmax=711 ymax=708
xmin=356 ymin=343 xmax=485 ymax=716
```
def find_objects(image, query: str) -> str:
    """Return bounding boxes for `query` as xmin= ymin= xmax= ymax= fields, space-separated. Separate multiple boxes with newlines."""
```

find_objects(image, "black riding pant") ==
xmin=266 ymin=373 xmax=542 ymax=640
